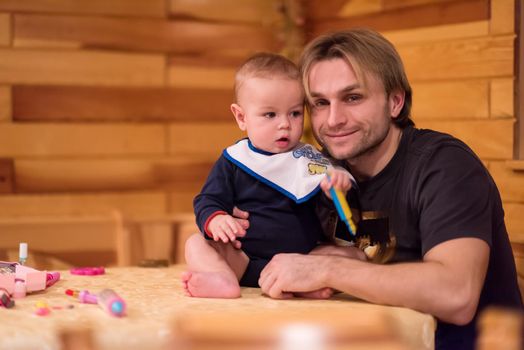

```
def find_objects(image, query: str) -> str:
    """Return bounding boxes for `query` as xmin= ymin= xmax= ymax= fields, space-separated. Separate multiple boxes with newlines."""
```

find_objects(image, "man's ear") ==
xmin=388 ymin=90 xmax=405 ymax=119
xmin=231 ymin=103 xmax=247 ymax=131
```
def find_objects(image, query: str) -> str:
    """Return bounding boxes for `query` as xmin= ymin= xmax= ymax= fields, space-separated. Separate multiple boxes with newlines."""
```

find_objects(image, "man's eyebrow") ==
xmin=309 ymin=84 xmax=361 ymax=98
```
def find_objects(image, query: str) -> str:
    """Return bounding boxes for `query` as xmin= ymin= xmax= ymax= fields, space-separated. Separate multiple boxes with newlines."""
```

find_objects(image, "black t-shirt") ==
xmin=345 ymin=126 xmax=522 ymax=350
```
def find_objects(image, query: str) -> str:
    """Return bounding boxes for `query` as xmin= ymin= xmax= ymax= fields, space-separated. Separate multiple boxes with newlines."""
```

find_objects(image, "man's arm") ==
xmin=259 ymin=237 xmax=489 ymax=325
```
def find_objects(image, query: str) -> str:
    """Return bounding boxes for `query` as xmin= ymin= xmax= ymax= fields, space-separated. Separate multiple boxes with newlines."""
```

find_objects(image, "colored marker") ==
xmin=97 ymin=289 xmax=126 ymax=317
xmin=326 ymin=173 xmax=357 ymax=237
xmin=65 ymin=289 xmax=98 ymax=304
xmin=46 ymin=272 xmax=60 ymax=288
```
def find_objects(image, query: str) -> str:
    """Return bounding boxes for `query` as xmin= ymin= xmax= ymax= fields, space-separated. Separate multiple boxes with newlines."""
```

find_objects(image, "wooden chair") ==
xmin=0 ymin=211 xmax=130 ymax=269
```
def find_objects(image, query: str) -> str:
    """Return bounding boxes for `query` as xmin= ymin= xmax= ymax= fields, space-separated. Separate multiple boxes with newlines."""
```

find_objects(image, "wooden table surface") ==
xmin=0 ymin=265 xmax=435 ymax=350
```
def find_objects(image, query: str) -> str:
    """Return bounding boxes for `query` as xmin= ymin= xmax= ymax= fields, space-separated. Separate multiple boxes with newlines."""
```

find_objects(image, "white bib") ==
xmin=224 ymin=139 xmax=335 ymax=203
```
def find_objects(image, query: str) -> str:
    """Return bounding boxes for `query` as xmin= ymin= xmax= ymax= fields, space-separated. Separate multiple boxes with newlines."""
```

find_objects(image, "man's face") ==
xmin=307 ymin=58 xmax=396 ymax=163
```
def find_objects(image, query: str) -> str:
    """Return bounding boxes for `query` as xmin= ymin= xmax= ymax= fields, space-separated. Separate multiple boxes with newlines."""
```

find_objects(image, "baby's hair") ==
xmin=234 ymin=52 xmax=299 ymax=101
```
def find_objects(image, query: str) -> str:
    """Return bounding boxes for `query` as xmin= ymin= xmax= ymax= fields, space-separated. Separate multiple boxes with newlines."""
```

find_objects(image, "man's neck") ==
xmin=347 ymin=125 xmax=403 ymax=181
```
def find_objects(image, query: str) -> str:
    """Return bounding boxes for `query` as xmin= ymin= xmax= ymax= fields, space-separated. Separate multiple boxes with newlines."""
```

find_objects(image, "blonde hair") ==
xmin=300 ymin=28 xmax=413 ymax=127
xmin=234 ymin=52 xmax=300 ymax=102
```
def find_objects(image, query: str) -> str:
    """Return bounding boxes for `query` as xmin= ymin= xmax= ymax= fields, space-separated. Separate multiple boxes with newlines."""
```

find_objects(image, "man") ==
xmin=256 ymin=29 xmax=523 ymax=350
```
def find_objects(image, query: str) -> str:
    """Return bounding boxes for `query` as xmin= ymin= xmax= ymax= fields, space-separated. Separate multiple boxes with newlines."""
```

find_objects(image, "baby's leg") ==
xmin=182 ymin=233 xmax=249 ymax=298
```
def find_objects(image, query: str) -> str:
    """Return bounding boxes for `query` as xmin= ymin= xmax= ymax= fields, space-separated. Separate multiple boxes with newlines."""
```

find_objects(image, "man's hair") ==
xmin=234 ymin=52 xmax=300 ymax=102
xmin=300 ymin=28 xmax=414 ymax=128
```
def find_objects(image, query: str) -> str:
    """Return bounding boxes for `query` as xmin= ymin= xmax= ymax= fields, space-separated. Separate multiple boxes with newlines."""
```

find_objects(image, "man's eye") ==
xmin=313 ymin=99 xmax=328 ymax=108
xmin=345 ymin=94 xmax=361 ymax=103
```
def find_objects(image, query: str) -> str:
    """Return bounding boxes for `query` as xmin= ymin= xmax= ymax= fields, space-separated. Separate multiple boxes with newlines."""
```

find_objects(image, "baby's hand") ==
xmin=207 ymin=214 xmax=246 ymax=246
xmin=320 ymin=169 xmax=353 ymax=199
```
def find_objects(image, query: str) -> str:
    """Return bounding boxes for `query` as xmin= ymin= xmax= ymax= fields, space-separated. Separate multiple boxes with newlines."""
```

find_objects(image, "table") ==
xmin=0 ymin=266 xmax=434 ymax=350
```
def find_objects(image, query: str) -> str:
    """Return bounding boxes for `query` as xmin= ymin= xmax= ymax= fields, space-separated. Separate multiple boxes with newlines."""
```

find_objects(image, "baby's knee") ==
xmin=184 ymin=233 xmax=206 ymax=251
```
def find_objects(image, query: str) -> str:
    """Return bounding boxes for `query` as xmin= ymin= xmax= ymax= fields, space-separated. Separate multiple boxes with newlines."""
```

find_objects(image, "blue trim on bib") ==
xmin=247 ymin=139 xmax=275 ymax=156
xmin=223 ymin=149 xmax=321 ymax=203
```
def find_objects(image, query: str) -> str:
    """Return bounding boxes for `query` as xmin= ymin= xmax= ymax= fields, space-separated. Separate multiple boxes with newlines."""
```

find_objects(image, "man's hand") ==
xmin=207 ymin=214 xmax=246 ymax=248
xmin=259 ymin=253 xmax=333 ymax=299
xmin=232 ymin=206 xmax=250 ymax=230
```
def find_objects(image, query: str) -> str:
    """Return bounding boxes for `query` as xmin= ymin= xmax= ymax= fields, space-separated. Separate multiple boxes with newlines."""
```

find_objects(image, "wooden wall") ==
xmin=306 ymin=0 xmax=524 ymax=294
xmin=0 ymin=0 xmax=302 ymax=265
xmin=0 ymin=0 xmax=522 ymax=271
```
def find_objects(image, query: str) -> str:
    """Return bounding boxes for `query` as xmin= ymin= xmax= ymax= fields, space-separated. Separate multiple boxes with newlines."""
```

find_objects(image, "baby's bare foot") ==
xmin=181 ymin=270 xmax=241 ymax=298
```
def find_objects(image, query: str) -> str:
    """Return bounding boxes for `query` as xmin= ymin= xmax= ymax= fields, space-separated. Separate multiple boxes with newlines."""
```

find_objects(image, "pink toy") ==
xmin=0 ymin=261 xmax=55 ymax=296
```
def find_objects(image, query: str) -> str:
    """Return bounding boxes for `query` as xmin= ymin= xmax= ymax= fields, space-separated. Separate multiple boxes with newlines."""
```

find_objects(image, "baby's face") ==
xmin=236 ymin=77 xmax=304 ymax=154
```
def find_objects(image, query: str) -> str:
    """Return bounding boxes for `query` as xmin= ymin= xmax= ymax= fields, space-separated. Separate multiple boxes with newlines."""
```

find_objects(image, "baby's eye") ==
xmin=291 ymin=110 xmax=303 ymax=118
xmin=264 ymin=112 xmax=276 ymax=118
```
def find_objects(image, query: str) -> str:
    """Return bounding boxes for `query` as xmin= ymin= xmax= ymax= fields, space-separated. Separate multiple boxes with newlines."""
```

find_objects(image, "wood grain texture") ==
xmin=0 ymin=85 xmax=10 ymax=121
xmin=383 ymin=21 xmax=489 ymax=45
xmin=0 ymin=0 xmax=166 ymax=18
xmin=489 ymin=161 xmax=524 ymax=202
xmin=416 ymin=119 xmax=514 ymax=159
xmin=168 ymin=122 xmax=245 ymax=158
xmin=169 ymin=0 xmax=281 ymax=25
xmin=0 ymin=191 xmax=168 ymax=217
xmin=14 ymin=14 xmax=280 ymax=54
xmin=411 ymin=80 xmax=489 ymax=119
xmin=490 ymin=0 xmax=515 ymax=34
xmin=490 ymin=78 xmax=514 ymax=118
xmin=0 ymin=157 xmax=14 ymax=193
xmin=167 ymin=65 xmax=237 ymax=89
xmin=399 ymin=36 xmax=514 ymax=81
xmin=0 ymin=49 xmax=165 ymax=86
xmin=0 ymin=123 xmax=166 ymax=157
xmin=13 ymin=86 xmax=233 ymax=122
xmin=14 ymin=158 xmax=213 ymax=193
xmin=505 ymin=203 xmax=524 ymax=236
xmin=0 ymin=13 xmax=9 ymax=46
xmin=309 ymin=0 xmax=488 ymax=35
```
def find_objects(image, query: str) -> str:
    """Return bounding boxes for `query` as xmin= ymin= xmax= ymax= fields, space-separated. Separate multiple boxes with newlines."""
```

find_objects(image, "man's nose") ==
xmin=327 ymin=102 xmax=346 ymax=128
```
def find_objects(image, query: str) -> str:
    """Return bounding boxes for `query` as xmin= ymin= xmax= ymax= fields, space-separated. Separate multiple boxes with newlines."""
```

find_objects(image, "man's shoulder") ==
xmin=407 ymin=127 xmax=476 ymax=160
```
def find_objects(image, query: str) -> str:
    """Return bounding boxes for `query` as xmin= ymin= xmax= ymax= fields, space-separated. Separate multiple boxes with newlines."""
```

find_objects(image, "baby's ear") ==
xmin=230 ymin=103 xmax=247 ymax=131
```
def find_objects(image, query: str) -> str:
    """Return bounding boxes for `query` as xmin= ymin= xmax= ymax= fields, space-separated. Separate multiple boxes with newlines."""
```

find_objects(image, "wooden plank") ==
xmin=14 ymin=158 xmax=214 ymax=193
xmin=168 ymin=122 xmax=245 ymax=158
xmin=338 ymin=0 xmax=382 ymax=17
xmin=505 ymin=203 xmax=524 ymax=236
xmin=0 ymin=123 xmax=166 ymax=157
xmin=383 ymin=21 xmax=489 ymax=45
xmin=0 ymin=13 xmax=9 ymax=46
xmin=0 ymin=191 xmax=168 ymax=217
xmin=399 ymin=36 xmax=514 ymax=81
xmin=169 ymin=0 xmax=280 ymax=25
xmin=309 ymin=0 xmax=489 ymax=35
xmin=13 ymin=86 xmax=233 ymax=122
xmin=490 ymin=0 xmax=515 ymax=34
xmin=0 ymin=158 xmax=14 ymax=193
xmin=169 ymin=190 xmax=200 ymax=214
xmin=491 ymin=78 xmax=514 ymax=118
xmin=489 ymin=161 xmax=524 ymax=202
xmin=411 ymin=80 xmax=489 ymax=119
xmin=416 ymin=119 xmax=514 ymax=159
xmin=383 ymin=0 xmax=457 ymax=11
xmin=0 ymin=49 xmax=165 ymax=87
xmin=0 ymin=85 xmax=10 ymax=121
xmin=168 ymin=64 xmax=237 ymax=89
xmin=0 ymin=0 xmax=166 ymax=18
xmin=13 ymin=14 xmax=279 ymax=54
